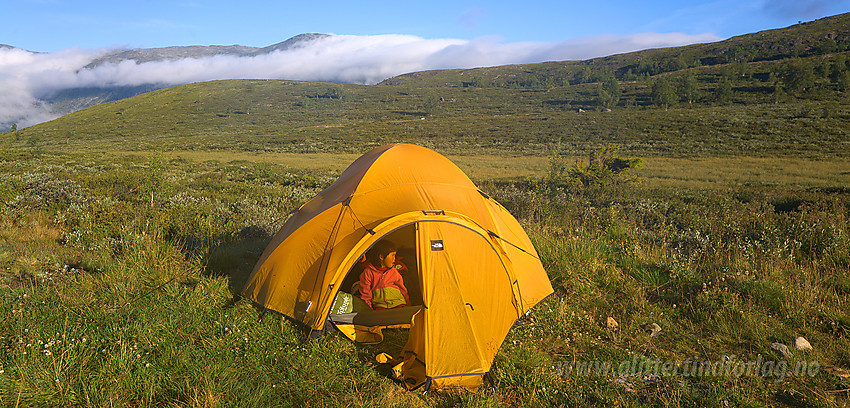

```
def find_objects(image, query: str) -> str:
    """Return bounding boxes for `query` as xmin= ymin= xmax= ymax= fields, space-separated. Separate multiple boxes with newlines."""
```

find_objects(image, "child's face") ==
xmin=381 ymin=251 xmax=397 ymax=269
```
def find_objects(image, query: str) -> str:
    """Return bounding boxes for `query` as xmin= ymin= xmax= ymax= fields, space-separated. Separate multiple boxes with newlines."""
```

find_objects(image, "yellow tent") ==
xmin=242 ymin=143 xmax=553 ymax=391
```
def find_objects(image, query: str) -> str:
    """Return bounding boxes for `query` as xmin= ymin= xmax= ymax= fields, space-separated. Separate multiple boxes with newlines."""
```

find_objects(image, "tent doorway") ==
xmin=336 ymin=223 xmax=422 ymax=312
xmin=327 ymin=222 xmax=423 ymax=347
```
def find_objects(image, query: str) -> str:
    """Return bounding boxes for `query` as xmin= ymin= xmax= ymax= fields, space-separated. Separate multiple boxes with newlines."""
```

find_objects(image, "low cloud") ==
xmin=0 ymin=32 xmax=720 ymax=128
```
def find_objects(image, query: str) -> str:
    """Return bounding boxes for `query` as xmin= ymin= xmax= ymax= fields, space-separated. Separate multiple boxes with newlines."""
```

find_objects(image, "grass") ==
xmin=0 ymin=146 xmax=847 ymax=407
xmin=44 ymin=150 xmax=850 ymax=189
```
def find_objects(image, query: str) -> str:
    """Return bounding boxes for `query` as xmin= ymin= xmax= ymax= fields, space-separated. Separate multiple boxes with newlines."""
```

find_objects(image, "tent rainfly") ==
xmin=242 ymin=143 xmax=553 ymax=391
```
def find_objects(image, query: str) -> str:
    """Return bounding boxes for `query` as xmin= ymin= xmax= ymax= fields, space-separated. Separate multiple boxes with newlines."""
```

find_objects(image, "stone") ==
xmin=793 ymin=336 xmax=812 ymax=351
xmin=644 ymin=322 xmax=662 ymax=337
xmin=771 ymin=342 xmax=793 ymax=358
xmin=606 ymin=317 xmax=619 ymax=331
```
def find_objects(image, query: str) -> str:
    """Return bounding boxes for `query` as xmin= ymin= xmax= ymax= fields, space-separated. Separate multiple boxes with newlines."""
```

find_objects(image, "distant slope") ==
xmin=12 ymin=59 xmax=850 ymax=158
xmin=380 ymin=12 xmax=850 ymax=88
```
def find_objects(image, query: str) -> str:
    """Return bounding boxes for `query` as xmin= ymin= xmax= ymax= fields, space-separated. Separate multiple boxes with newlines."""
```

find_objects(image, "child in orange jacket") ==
xmin=358 ymin=240 xmax=409 ymax=310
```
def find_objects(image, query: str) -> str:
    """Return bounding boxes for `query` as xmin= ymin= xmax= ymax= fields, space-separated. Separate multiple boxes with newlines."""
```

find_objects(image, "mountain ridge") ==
xmin=380 ymin=12 xmax=850 ymax=87
xmin=81 ymin=33 xmax=331 ymax=69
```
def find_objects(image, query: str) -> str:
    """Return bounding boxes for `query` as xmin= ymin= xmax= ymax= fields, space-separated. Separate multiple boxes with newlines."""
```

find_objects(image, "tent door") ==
xmin=411 ymin=220 xmax=516 ymax=378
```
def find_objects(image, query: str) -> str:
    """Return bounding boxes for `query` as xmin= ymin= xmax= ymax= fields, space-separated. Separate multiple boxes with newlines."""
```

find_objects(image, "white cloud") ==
xmin=0 ymin=46 xmax=108 ymax=128
xmin=0 ymin=32 xmax=720 ymax=128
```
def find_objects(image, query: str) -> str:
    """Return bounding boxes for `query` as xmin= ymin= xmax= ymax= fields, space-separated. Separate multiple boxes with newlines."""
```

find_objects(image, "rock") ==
xmin=771 ymin=342 xmax=793 ymax=358
xmin=793 ymin=336 xmax=812 ymax=351
xmin=606 ymin=317 xmax=619 ymax=332
xmin=644 ymin=323 xmax=662 ymax=337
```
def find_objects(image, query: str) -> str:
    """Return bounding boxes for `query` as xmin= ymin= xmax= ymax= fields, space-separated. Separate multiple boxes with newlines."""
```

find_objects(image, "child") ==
xmin=358 ymin=240 xmax=410 ymax=310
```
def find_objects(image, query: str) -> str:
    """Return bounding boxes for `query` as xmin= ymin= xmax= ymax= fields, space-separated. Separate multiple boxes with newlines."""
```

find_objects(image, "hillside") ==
xmin=7 ymin=12 xmax=848 ymax=134
xmin=383 ymin=13 xmax=850 ymax=88
xmin=10 ymin=63 xmax=850 ymax=158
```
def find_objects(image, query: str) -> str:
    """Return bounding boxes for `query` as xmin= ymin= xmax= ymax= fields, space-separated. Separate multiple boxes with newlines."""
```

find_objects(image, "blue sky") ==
xmin=4 ymin=0 xmax=848 ymax=52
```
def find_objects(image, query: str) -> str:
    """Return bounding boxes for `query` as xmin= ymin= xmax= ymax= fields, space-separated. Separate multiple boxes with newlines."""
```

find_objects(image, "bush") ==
xmin=549 ymin=145 xmax=643 ymax=188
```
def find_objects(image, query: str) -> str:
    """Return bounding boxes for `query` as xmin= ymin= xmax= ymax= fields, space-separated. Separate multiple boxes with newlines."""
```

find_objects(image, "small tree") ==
xmin=651 ymin=77 xmax=676 ymax=110
xmin=596 ymin=72 xmax=621 ymax=109
xmin=714 ymin=77 xmax=733 ymax=105
xmin=773 ymin=81 xmax=787 ymax=104
xmin=834 ymin=70 xmax=850 ymax=92
xmin=548 ymin=145 xmax=642 ymax=188
xmin=678 ymin=72 xmax=699 ymax=104
xmin=784 ymin=59 xmax=815 ymax=94
xmin=568 ymin=145 xmax=643 ymax=188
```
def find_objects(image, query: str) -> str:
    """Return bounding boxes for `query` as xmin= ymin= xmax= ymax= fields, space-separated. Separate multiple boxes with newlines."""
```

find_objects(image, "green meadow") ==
xmin=1 ymin=141 xmax=848 ymax=407
xmin=2 ymin=16 xmax=850 ymax=406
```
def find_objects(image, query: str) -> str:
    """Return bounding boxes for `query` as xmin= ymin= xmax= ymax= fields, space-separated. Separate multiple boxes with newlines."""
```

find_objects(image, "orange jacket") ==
xmin=358 ymin=262 xmax=409 ymax=309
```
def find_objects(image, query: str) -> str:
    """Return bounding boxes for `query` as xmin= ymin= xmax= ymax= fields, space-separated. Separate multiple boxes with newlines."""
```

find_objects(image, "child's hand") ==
xmin=394 ymin=257 xmax=408 ymax=273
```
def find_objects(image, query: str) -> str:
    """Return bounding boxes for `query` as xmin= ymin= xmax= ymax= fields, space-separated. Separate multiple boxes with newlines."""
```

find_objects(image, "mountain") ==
xmin=25 ymin=34 xmax=332 ymax=129
xmin=82 ymin=33 xmax=330 ymax=69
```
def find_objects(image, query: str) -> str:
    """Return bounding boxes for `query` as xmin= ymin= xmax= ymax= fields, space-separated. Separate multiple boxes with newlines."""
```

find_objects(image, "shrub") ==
xmin=549 ymin=145 xmax=643 ymax=188
xmin=13 ymin=173 xmax=88 ymax=210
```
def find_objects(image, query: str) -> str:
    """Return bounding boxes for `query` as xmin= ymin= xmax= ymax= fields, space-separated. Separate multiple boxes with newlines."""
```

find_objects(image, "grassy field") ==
xmin=88 ymin=150 xmax=850 ymax=187
xmin=0 ymin=144 xmax=848 ymax=407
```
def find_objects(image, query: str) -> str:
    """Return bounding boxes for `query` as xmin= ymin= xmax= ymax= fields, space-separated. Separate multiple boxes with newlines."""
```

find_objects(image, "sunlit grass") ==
xmin=638 ymin=156 xmax=850 ymax=188
xmin=66 ymin=150 xmax=850 ymax=191
xmin=1 ymin=148 xmax=846 ymax=406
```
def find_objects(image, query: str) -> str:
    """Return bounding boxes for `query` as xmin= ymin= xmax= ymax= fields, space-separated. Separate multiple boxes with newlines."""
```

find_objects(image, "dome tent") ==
xmin=242 ymin=143 xmax=553 ymax=391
